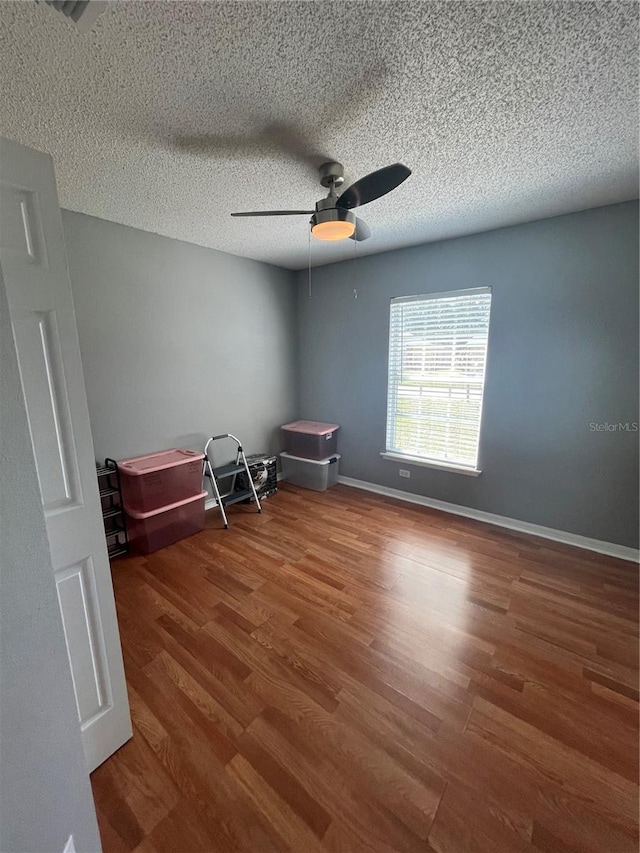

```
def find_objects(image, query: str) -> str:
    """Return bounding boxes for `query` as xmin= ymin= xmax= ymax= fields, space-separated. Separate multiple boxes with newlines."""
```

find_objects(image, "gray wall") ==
xmin=63 ymin=211 xmax=297 ymax=466
xmin=0 ymin=273 xmax=101 ymax=853
xmin=296 ymin=201 xmax=639 ymax=549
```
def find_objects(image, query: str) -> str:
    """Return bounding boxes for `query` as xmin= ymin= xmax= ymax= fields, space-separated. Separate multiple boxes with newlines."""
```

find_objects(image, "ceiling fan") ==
xmin=231 ymin=161 xmax=411 ymax=242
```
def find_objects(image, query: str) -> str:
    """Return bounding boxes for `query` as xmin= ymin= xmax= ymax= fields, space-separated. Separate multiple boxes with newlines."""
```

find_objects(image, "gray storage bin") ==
xmin=280 ymin=452 xmax=340 ymax=491
xmin=281 ymin=420 xmax=339 ymax=460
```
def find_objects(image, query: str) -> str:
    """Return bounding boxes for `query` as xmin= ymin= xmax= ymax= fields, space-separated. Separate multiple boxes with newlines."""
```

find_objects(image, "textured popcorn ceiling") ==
xmin=0 ymin=1 xmax=637 ymax=270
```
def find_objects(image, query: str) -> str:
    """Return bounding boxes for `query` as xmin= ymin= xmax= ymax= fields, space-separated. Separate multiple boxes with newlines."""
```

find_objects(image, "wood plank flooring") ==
xmin=92 ymin=483 xmax=639 ymax=852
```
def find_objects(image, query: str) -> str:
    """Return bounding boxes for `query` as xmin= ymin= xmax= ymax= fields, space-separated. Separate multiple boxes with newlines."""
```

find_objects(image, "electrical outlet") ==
xmin=399 ymin=469 xmax=411 ymax=478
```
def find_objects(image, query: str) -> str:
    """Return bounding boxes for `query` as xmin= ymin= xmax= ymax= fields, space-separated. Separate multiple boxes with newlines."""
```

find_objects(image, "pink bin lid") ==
xmin=118 ymin=448 xmax=204 ymax=475
xmin=125 ymin=490 xmax=207 ymax=519
xmin=281 ymin=420 xmax=339 ymax=435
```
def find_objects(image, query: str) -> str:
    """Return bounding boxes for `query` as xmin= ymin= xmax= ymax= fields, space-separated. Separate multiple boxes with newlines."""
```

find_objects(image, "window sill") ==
xmin=380 ymin=452 xmax=482 ymax=477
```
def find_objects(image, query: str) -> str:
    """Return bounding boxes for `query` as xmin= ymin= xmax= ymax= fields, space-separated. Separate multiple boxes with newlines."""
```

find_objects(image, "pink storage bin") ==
xmin=281 ymin=420 xmax=340 ymax=460
xmin=118 ymin=448 xmax=204 ymax=512
xmin=125 ymin=490 xmax=207 ymax=554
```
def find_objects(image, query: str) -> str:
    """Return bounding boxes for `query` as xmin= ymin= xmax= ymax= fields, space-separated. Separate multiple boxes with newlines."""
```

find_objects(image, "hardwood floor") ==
xmin=91 ymin=483 xmax=639 ymax=852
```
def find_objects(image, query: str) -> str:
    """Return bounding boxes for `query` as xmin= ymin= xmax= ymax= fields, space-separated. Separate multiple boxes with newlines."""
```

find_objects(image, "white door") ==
xmin=0 ymin=137 xmax=132 ymax=771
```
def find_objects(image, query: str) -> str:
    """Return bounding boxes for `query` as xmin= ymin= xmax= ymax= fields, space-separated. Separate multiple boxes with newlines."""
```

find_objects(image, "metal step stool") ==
xmin=202 ymin=433 xmax=262 ymax=529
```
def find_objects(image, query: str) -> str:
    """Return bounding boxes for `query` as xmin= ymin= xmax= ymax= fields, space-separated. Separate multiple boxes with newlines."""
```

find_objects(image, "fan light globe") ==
xmin=312 ymin=220 xmax=356 ymax=241
xmin=311 ymin=208 xmax=356 ymax=241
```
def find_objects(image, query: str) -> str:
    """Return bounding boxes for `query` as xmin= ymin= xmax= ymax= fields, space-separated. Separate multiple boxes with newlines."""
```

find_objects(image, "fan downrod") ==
xmin=319 ymin=161 xmax=345 ymax=189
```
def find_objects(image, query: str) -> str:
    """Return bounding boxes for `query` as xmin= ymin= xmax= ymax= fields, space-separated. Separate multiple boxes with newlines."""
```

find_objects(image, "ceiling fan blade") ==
xmin=231 ymin=210 xmax=314 ymax=217
xmin=337 ymin=163 xmax=411 ymax=210
xmin=350 ymin=217 xmax=371 ymax=242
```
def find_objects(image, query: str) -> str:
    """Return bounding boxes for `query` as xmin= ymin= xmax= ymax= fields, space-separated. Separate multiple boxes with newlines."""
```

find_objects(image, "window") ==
xmin=385 ymin=287 xmax=492 ymax=473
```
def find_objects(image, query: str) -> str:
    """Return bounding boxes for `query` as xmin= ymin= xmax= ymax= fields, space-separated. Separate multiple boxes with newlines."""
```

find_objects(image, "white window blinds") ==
xmin=386 ymin=288 xmax=492 ymax=470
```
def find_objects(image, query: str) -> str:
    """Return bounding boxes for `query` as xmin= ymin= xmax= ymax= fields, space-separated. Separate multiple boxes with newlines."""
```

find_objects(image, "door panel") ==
xmin=0 ymin=138 xmax=132 ymax=771
xmin=55 ymin=557 xmax=112 ymax=727
xmin=12 ymin=309 xmax=82 ymax=509
xmin=0 ymin=183 xmax=47 ymax=264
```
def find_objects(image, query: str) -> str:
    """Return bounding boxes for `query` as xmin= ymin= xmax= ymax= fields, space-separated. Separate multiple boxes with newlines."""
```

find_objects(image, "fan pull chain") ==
xmin=353 ymin=234 xmax=358 ymax=299
xmin=308 ymin=228 xmax=312 ymax=299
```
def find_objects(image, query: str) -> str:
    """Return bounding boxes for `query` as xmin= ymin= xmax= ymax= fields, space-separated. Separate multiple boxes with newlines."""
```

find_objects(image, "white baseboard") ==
xmin=337 ymin=475 xmax=639 ymax=564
